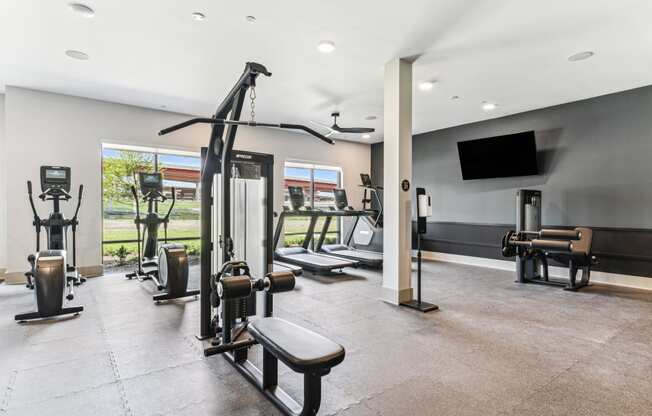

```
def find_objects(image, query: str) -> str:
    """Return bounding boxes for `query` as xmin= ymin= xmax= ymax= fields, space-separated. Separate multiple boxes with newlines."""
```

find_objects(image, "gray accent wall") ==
xmin=372 ymin=85 xmax=652 ymax=277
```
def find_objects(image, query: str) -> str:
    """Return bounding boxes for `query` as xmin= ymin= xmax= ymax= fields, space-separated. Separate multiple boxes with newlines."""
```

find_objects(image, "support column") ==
xmin=382 ymin=58 xmax=413 ymax=305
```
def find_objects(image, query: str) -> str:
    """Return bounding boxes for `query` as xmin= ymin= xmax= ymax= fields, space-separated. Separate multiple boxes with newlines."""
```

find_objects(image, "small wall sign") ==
xmin=401 ymin=179 xmax=410 ymax=192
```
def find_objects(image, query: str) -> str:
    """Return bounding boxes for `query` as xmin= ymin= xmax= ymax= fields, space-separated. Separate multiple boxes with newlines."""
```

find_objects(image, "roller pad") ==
xmin=539 ymin=229 xmax=581 ymax=240
xmin=218 ymin=275 xmax=252 ymax=300
xmin=530 ymin=239 xmax=572 ymax=252
xmin=265 ymin=271 xmax=295 ymax=294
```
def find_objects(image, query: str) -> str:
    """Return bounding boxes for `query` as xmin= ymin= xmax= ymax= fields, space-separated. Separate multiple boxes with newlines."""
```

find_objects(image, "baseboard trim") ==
xmin=3 ymin=271 xmax=26 ymax=285
xmin=417 ymin=251 xmax=652 ymax=292
xmin=79 ymin=265 xmax=104 ymax=278
xmin=381 ymin=286 xmax=413 ymax=305
xmin=3 ymin=264 xmax=104 ymax=284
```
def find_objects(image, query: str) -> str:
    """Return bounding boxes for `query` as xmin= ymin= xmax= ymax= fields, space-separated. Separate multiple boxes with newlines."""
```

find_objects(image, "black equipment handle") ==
xmin=39 ymin=187 xmax=72 ymax=201
xmin=163 ymin=187 xmax=176 ymax=243
xmin=72 ymin=185 xmax=84 ymax=221
xmin=142 ymin=189 xmax=166 ymax=202
xmin=159 ymin=118 xmax=216 ymax=136
xmin=131 ymin=185 xmax=143 ymax=274
xmin=159 ymin=118 xmax=334 ymax=145
xmin=131 ymin=185 xmax=140 ymax=219
xmin=27 ymin=181 xmax=40 ymax=222
xmin=70 ymin=184 xmax=84 ymax=268
xmin=164 ymin=187 xmax=176 ymax=222
xmin=27 ymin=180 xmax=41 ymax=252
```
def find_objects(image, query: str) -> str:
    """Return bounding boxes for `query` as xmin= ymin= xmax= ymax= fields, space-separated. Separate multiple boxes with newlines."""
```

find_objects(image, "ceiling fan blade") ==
xmin=310 ymin=120 xmax=337 ymax=133
xmin=332 ymin=126 xmax=376 ymax=134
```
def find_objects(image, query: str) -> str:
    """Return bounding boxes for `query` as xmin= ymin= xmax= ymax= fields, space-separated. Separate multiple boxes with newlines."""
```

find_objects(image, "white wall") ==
xmin=2 ymin=87 xmax=370 ymax=274
xmin=0 ymin=94 xmax=6 ymax=272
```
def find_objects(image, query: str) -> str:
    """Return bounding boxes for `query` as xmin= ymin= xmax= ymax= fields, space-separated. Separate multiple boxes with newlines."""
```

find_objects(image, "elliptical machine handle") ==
xmin=26 ymin=181 xmax=40 ymax=221
xmin=72 ymin=184 xmax=84 ymax=221
xmin=27 ymin=180 xmax=42 ymax=252
xmin=27 ymin=181 xmax=40 ymax=222
xmin=164 ymin=186 xmax=176 ymax=221
xmin=131 ymin=185 xmax=141 ymax=220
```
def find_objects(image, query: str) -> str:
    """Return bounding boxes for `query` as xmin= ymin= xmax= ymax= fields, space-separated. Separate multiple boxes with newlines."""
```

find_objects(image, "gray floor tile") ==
xmin=9 ymin=351 xmax=116 ymax=405
xmin=1 ymin=261 xmax=650 ymax=416
xmin=4 ymin=382 xmax=126 ymax=416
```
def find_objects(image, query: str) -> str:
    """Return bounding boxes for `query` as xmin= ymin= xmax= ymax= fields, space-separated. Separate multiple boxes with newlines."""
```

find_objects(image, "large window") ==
xmin=283 ymin=162 xmax=342 ymax=247
xmin=102 ymin=144 xmax=201 ymax=268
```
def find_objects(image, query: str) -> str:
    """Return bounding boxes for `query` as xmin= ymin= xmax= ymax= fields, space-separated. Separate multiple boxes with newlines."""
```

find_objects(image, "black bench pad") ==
xmin=249 ymin=318 xmax=345 ymax=373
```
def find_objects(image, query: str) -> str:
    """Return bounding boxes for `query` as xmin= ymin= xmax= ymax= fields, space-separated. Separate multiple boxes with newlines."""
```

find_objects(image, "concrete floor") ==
xmin=0 ymin=261 xmax=651 ymax=416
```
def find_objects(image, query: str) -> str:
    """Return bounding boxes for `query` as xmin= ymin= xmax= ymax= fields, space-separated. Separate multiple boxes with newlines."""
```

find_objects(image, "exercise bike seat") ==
xmin=248 ymin=318 xmax=345 ymax=374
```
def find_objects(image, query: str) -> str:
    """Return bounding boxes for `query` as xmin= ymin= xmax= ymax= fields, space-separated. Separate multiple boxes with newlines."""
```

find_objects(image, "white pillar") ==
xmin=382 ymin=58 xmax=413 ymax=305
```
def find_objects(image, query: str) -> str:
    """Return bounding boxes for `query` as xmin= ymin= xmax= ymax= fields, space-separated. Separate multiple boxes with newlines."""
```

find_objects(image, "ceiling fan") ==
xmin=310 ymin=111 xmax=375 ymax=138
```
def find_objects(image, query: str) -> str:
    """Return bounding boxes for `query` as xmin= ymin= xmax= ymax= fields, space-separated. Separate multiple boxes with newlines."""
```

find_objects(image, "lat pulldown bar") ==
xmin=159 ymin=118 xmax=334 ymax=145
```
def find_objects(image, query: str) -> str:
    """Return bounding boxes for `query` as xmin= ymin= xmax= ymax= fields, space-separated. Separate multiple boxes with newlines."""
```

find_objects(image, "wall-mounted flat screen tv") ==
xmin=457 ymin=131 xmax=538 ymax=180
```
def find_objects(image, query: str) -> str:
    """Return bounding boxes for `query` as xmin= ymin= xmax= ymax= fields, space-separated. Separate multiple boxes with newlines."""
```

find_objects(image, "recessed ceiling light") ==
xmin=245 ymin=15 xmax=256 ymax=23
xmin=482 ymin=101 xmax=497 ymax=111
xmin=68 ymin=3 xmax=95 ymax=18
xmin=192 ymin=12 xmax=206 ymax=21
xmin=451 ymin=95 xmax=460 ymax=100
xmin=317 ymin=40 xmax=336 ymax=54
xmin=568 ymin=51 xmax=594 ymax=62
xmin=365 ymin=115 xmax=377 ymax=121
xmin=65 ymin=50 xmax=89 ymax=60
xmin=362 ymin=134 xmax=371 ymax=140
xmin=418 ymin=81 xmax=435 ymax=91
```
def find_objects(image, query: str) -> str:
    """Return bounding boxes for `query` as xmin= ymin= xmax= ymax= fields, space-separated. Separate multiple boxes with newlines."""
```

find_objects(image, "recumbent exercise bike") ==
xmin=16 ymin=166 xmax=84 ymax=322
xmin=126 ymin=172 xmax=198 ymax=302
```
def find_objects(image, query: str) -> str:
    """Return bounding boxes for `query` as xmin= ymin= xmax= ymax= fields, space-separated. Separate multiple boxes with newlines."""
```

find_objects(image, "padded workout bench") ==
xmin=248 ymin=318 xmax=345 ymax=415
xmin=204 ymin=264 xmax=345 ymax=416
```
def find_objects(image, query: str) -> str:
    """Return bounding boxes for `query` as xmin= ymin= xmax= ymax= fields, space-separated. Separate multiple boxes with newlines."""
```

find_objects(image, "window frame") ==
xmin=101 ymin=143 xmax=201 ymax=264
xmin=283 ymin=161 xmax=343 ymax=248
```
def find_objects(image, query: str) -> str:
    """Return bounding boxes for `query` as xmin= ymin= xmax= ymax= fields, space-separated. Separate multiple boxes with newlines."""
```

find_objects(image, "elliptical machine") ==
xmin=16 ymin=166 xmax=84 ymax=322
xmin=348 ymin=173 xmax=384 ymax=252
xmin=126 ymin=172 xmax=198 ymax=302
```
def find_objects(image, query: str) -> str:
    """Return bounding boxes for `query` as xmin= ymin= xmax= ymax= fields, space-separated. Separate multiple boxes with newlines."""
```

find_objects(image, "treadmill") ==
xmin=273 ymin=260 xmax=303 ymax=276
xmin=274 ymin=186 xmax=358 ymax=274
xmin=316 ymin=189 xmax=383 ymax=268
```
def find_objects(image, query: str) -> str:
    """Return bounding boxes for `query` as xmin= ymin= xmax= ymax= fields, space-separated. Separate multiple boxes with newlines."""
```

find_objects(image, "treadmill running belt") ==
xmin=321 ymin=244 xmax=382 ymax=267
xmin=275 ymin=247 xmax=357 ymax=273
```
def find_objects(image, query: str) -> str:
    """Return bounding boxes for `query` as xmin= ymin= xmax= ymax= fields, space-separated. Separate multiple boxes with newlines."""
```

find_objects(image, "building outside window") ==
xmin=283 ymin=161 xmax=342 ymax=247
xmin=102 ymin=143 xmax=200 ymax=269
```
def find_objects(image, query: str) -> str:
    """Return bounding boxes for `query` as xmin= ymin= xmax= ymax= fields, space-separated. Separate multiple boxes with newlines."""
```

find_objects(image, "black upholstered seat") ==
xmin=249 ymin=318 xmax=345 ymax=373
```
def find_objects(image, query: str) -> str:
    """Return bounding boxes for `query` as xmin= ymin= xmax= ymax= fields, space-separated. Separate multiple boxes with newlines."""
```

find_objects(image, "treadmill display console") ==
xmin=333 ymin=189 xmax=348 ymax=210
xmin=360 ymin=173 xmax=373 ymax=187
xmin=288 ymin=186 xmax=305 ymax=210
